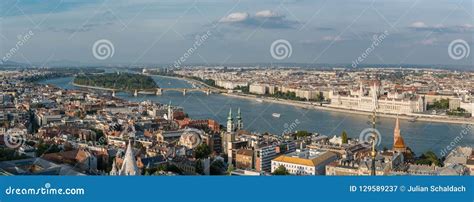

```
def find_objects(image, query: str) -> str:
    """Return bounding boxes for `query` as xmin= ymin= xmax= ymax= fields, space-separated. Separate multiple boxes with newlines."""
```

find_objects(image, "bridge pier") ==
xmin=112 ymin=90 xmax=116 ymax=97
xmin=206 ymin=89 xmax=211 ymax=95
xmin=182 ymin=89 xmax=187 ymax=96
xmin=156 ymin=88 xmax=162 ymax=95
xmin=133 ymin=90 xmax=138 ymax=97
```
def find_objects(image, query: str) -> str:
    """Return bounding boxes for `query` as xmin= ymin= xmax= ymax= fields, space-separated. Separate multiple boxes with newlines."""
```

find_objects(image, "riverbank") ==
xmin=71 ymin=82 xmax=115 ymax=91
xmin=222 ymin=93 xmax=473 ymax=125
xmin=170 ymin=75 xmax=473 ymax=125
xmin=76 ymin=74 xmax=473 ymax=125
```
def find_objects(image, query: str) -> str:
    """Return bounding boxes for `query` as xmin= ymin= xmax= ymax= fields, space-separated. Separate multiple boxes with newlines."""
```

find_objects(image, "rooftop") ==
xmin=272 ymin=149 xmax=337 ymax=167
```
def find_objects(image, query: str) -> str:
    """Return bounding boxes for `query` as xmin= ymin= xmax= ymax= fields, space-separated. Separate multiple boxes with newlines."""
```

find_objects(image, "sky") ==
xmin=0 ymin=0 xmax=473 ymax=67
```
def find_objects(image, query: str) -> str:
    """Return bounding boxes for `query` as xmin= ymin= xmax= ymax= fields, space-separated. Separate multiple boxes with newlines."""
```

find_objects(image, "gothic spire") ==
xmin=393 ymin=117 xmax=407 ymax=152
xmin=110 ymin=159 xmax=118 ymax=176
xmin=227 ymin=108 xmax=233 ymax=121
xmin=119 ymin=139 xmax=140 ymax=176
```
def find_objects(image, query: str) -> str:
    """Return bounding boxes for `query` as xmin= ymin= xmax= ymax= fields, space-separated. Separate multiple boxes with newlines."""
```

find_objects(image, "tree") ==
xmin=91 ymin=128 xmax=107 ymax=145
xmin=0 ymin=148 xmax=28 ymax=161
xmin=296 ymin=131 xmax=309 ymax=138
xmin=210 ymin=159 xmax=226 ymax=175
xmin=36 ymin=143 xmax=61 ymax=156
xmin=195 ymin=144 xmax=211 ymax=159
xmin=279 ymin=144 xmax=287 ymax=153
xmin=155 ymin=164 xmax=182 ymax=175
xmin=195 ymin=160 xmax=204 ymax=175
xmin=341 ymin=130 xmax=348 ymax=144
xmin=416 ymin=151 xmax=441 ymax=166
xmin=226 ymin=163 xmax=235 ymax=175
xmin=272 ymin=165 xmax=290 ymax=175
xmin=427 ymin=99 xmax=449 ymax=110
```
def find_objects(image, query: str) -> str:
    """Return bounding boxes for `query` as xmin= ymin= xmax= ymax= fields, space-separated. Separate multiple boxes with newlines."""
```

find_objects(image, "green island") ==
xmin=74 ymin=73 xmax=158 ymax=91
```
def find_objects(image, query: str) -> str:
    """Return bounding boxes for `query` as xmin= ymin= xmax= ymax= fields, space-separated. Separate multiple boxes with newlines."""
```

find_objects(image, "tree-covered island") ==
xmin=74 ymin=73 xmax=158 ymax=91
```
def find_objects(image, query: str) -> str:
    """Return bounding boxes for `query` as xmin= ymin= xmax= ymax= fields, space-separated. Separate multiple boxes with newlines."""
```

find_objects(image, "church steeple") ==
xmin=393 ymin=117 xmax=407 ymax=153
xmin=371 ymin=82 xmax=378 ymax=109
xmin=119 ymin=139 xmax=140 ymax=176
xmin=227 ymin=108 xmax=234 ymax=132
xmin=167 ymin=100 xmax=173 ymax=121
xmin=236 ymin=108 xmax=243 ymax=130
xmin=110 ymin=159 xmax=118 ymax=175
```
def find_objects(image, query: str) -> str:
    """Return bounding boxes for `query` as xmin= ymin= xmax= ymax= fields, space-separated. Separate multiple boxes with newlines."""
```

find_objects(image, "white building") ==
xmin=35 ymin=113 xmax=62 ymax=126
xmin=215 ymin=80 xmax=248 ymax=90
xmin=329 ymin=83 xmax=425 ymax=114
xmin=271 ymin=149 xmax=337 ymax=175
xmin=249 ymin=84 xmax=267 ymax=95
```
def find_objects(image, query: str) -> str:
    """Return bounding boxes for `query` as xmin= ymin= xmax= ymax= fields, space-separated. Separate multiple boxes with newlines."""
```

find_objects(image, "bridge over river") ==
xmin=72 ymin=82 xmax=223 ymax=96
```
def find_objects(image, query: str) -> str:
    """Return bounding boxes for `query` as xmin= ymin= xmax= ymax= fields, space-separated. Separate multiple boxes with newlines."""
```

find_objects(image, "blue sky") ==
xmin=0 ymin=0 xmax=472 ymax=66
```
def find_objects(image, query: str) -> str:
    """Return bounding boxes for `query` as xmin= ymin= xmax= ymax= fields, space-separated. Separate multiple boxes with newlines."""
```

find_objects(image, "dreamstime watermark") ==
xmin=92 ymin=134 xmax=107 ymax=147
xmin=1 ymin=30 xmax=35 ymax=64
xmin=439 ymin=124 xmax=473 ymax=157
xmin=92 ymin=39 xmax=115 ymax=60
xmin=270 ymin=39 xmax=292 ymax=60
xmin=182 ymin=128 xmax=203 ymax=148
xmin=173 ymin=30 xmax=213 ymax=68
xmin=3 ymin=134 xmax=26 ymax=149
xmin=5 ymin=182 xmax=85 ymax=196
xmin=358 ymin=128 xmax=382 ymax=149
xmin=448 ymin=39 xmax=470 ymax=60
xmin=282 ymin=119 xmax=300 ymax=135
xmin=351 ymin=30 xmax=389 ymax=68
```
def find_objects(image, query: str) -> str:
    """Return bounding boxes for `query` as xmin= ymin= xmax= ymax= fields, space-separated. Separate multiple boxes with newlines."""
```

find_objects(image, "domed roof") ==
xmin=179 ymin=128 xmax=203 ymax=149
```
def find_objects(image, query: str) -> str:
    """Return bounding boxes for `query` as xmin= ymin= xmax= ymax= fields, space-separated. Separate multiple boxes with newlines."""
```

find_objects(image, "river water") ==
xmin=40 ymin=75 xmax=474 ymax=155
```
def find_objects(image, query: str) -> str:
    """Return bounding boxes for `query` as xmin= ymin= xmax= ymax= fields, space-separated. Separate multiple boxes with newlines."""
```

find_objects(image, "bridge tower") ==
xmin=156 ymin=88 xmax=162 ymax=95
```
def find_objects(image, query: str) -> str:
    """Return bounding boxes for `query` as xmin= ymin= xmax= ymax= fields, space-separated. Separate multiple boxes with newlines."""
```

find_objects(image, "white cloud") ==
xmin=418 ymin=38 xmax=437 ymax=45
xmin=410 ymin=21 xmax=427 ymax=28
xmin=322 ymin=36 xmax=343 ymax=42
xmin=218 ymin=10 xmax=297 ymax=29
xmin=219 ymin=12 xmax=249 ymax=23
xmin=255 ymin=10 xmax=281 ymax=18
xmin=408 ymin=21 xmax=473 ymax=33
xmin=461 ymin=24 xmax=474 ymax=29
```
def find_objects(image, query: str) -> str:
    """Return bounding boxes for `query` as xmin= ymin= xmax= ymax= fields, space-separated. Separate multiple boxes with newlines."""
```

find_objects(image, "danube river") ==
xmin=40 ymin=75 xmax=474 ymax=155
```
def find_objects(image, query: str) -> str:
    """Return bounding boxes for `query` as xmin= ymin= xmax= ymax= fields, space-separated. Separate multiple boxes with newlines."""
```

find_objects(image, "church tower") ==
xmin=236 ymin=108 xmax=243 ymax=130
xmin=226 ymin=108 xmax=234 ymax=132
xmin=167 ymin=101 xmax=173 ymax=121
xmin=393 ymin=118 xmax=407 ymax=153
xmin=371 ymin=82 xmax=378 ymax=110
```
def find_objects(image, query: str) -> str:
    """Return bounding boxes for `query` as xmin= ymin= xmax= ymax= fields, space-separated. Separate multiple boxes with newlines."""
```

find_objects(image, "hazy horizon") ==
xmin=1 ymin=0 xmax=473 ymax=67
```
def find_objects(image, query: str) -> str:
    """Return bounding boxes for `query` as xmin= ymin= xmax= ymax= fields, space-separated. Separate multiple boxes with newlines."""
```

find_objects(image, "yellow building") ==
xmin=271 ymin=149 xmax=337 ymax=175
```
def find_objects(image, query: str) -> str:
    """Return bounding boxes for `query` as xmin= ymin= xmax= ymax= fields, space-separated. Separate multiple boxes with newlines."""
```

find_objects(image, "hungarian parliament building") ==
xmin=329 ymin=82 xmax=425 ymax=115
